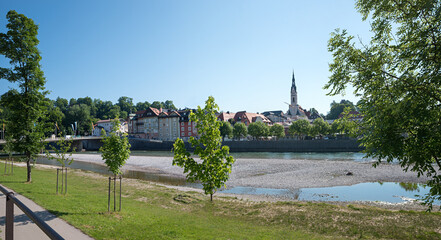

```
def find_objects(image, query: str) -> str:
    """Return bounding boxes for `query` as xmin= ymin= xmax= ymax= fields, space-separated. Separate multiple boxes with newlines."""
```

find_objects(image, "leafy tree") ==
xmin=270 ymin=123 xmax=285 ymax=139
xmin=100 ymin=119 xmax=131 ymax=175
xmin=45 ymin=103 xmax=65 ymax=137
xmin=248 ymin=122 xmax=269 ymax=140
xmin=69 ymin=98 xmax=77 ymax=106
xmin=219 ymin=121 xmax=233 ymax=141
xmin=326 ymin=100 xmax=355 ymax=120
xmin=118 ymin=96 xmax=134 ymax=114
xmin=288 ymin=119 xmax=310 ymax=140
xmin=164 ymin=100 xmax=177 ymax=110
xmin=54 ymin=97 xmax=69 ymax=113
xmin=151 ymin=101 xmax=164 ymax=109
xmin=332 ymin=107 xmax=359 ymax=137
xmin=233 ymin=122 xmax=247 ymax=140
xmin=64 ymin=104 xmax=92 ymax=135
xmin=311 ymin=118 xmax=330 ymax=138
xmin=173 ymin=96 xmax=235 ymax=201
xmin=325 ymin=0 xmax=441 ymax=209
xmin=136 ymin=101 xmax=150 ymax=111
xmin=0 ymin=10 xmax=49 ymax=182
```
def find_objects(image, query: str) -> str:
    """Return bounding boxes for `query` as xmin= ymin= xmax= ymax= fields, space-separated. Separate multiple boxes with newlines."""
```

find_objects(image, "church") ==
xmin=286 ymin=72 xmax=307 ymax=119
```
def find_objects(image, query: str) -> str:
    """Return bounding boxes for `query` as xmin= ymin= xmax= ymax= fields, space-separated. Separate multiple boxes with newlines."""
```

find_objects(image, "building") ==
xmin=178 ymin=109 xmax=198 ymax=141
xmin=93 ymin=119 xmax=127 ymax=136
xmin=158 ymin=111 xmax=181 ymax=141
xmin=287 ymin=72 xmax=307 ymax=120
xmin=128 ymin=107 xmax=161 ymax=139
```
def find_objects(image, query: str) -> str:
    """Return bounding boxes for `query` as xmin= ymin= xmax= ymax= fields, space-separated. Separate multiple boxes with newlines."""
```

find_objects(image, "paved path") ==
xmin=0 ymin=185 xmax=93 ymax=240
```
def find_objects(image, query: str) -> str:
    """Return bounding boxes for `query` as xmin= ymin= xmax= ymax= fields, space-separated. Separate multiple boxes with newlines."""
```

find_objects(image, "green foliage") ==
xmin=219 ymin=121 xmax=233 ymax=140
xmin=325 ymin=0 xmax=441 ymax=209
xmin=248 ymin=122 xmax=270 ymax=140
xmin=270 ymin=123 xmax=285 ymax=139
xmin=100 ymin=119 xmax=131 ymax=175
xmin=233 ymin=122 xmax=247 ymax=140
xmin=289 ymin=119 xmax=310 ymax=139
xmin=0 ymin=10 xmax=49 ymax=182
xmin=117 ymin=96 xmax=135 ymax=114
xmin=45 ymin=134 xmax=75 ymax=168
xmin=326 ymin=100 xmax=355 ymax=120
xmin=311 ymin=118 xmax=330 ymax=137
xmin=172 ymin=96 xmax=235 ymax=201
xmin=331 ymin=107 xmax=359 ymax=137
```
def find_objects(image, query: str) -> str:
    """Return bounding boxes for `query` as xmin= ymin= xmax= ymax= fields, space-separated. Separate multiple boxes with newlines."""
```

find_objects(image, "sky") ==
xmin=0 ymin=0 xmax=373 ymax=115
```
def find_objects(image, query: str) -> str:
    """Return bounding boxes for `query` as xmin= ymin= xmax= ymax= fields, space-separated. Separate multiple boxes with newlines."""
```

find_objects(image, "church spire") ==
xmin=291 ymin=70 xmax=297 ymax=91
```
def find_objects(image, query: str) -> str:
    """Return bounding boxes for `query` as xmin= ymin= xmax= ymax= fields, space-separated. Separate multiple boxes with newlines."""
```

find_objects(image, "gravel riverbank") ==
xmin=69 ymin=154 xmax=429 ymax=190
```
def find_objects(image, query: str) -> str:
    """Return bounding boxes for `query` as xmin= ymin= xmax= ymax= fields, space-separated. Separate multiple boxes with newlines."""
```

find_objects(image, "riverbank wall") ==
xmin=128 ymin=138 xmax=363 ymax=153
xmin=2 ymin=138 xmax=363 ymax=153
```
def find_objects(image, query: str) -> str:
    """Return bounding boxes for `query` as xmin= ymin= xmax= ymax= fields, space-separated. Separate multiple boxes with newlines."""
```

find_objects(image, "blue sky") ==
xmin=0 ymin=0 xmax=372 ymax=115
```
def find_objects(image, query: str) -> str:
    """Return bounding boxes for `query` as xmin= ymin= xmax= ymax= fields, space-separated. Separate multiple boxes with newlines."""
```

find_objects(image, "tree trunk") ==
xmin=26 ymin=153 xmax=31 ymax=182
xmin=210 ymin=193 xmax=213 ymax=201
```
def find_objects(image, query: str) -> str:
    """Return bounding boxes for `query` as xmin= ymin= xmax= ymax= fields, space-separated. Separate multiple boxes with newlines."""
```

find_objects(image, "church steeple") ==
xmin=291 ymin=71 xmax=297 ymax=92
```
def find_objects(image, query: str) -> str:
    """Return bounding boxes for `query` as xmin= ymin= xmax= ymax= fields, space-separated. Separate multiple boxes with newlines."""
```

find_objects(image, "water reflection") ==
xmin=220 ymin=182 xmax=437 ymax=204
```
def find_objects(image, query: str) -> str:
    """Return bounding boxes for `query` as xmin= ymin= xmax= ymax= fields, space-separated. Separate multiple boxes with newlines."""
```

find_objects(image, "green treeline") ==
xmin=45 ymin=96 xmax=177 ymax=136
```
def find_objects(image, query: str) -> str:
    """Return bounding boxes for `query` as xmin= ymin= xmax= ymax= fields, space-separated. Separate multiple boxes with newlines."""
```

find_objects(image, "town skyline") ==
xmin=0 ymin=1 xmax=372 ymax=114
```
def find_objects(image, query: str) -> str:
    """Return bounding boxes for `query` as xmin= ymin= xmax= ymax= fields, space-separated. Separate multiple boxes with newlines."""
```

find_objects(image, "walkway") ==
xmin=0 ymin=185 xmax=93 ymax=240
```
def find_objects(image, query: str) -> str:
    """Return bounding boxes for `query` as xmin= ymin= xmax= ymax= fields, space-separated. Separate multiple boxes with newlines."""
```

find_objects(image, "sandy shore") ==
xmin=69 ymin=154 xmax=430 ymax=190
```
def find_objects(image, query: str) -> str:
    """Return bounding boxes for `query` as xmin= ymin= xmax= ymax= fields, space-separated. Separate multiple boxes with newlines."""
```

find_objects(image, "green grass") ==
xmin=1 ymin=162 xmax=441 ymax=240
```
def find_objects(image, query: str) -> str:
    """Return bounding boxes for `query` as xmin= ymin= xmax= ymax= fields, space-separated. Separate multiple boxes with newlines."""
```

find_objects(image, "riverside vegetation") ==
xmin=1 ymin=161 xmax=440 ymax=240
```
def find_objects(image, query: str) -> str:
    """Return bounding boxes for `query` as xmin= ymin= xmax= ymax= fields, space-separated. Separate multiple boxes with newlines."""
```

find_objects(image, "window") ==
xmin=181 ymin=127 xmax=184 ymax=131
xmin=181 ymin=132 xmax=184 ymax=136
xmin=181 ymin=122 xmax=184 ymax=126
xmin=188 ymin=127 xmax=191 ymax=131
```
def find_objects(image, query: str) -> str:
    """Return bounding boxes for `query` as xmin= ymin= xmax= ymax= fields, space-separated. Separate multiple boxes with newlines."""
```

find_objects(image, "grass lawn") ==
xmin=0 ymin=161 xmax=440 ymax=240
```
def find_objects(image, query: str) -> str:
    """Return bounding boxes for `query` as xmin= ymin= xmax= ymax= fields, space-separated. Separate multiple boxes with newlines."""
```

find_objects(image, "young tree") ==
xmin=232 ymin=122 xmax=247 ymax=140
xmin=248 ymin=122 xmax=269 ymax=140
xmin=100 ymin=119 xmax=131 ymax=176
xmin=45 ymin=134 xmax=75 ymax=194
xmin=270 ymin=123 xmax=285 ymax=139
xmin=325 ymin=0 xmax=441 ymax=209
xmin=219 ymin=121 xmax=233 ymax=141
xmin=0 ymin=10 xmax=48 ymax=182
xmin=173 ymin=96 xmax=235 ymax=201
xmin=100 ymin=119 xmax=131 ymax=211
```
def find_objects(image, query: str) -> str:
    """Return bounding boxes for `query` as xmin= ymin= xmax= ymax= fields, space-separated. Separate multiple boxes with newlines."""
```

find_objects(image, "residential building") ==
xmin=178 ymin=109 xmax=198 ymax=141
xmin=128 ymin=107 xmax=161 ymax=139
xmin=158 ymin=111 xmax=181 ymax=141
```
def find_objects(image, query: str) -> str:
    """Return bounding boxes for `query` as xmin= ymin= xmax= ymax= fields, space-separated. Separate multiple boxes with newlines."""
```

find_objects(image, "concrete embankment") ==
xmin=129 ymin=138 xmax=363 ymax=152
xmin=10 ymin=138 xmax=362 ymax=153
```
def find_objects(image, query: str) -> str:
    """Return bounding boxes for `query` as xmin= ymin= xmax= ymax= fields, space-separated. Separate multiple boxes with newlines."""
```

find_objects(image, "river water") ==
xmin=4 ymin=151 xmax=436 ymax=204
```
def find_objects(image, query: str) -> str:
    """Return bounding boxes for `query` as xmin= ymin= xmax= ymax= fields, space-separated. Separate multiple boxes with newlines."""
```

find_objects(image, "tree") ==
xmin=117 ymin=96 xmax=134 ymax=114
xmin=270 ymin=124 xmax=285 ymax=139
xmin=151 ymin=101 xmax=164 ymax=109
xmin=136 ymin=101 xmax=150 ymax=111
xmin=100 ymin=119 xmax=131 ymax=211
xmin=325 ymin=0 xmax=441 ymax=209
xmin=45 ymin=134 xmax=75 ymax=194
xmin=219 ymin=121 xmax=233 ymax=141
xmin=311 ymin=118 xmax=330 ymax=138
xmin=332 ymin=107 xmax=359 ymax=137
xmin=100 ymin=119 xmax=131 ymax=176
xmin=248 ymin=122 xmax=269 ymax=140
xmin=164 ymin=100 xmax=177 ymax=110
xmin=326 ymin=100 xmax=355 ymax=120
xmin=64 ymin=104 xmax=92 ymax=135
xmin=0 ymin=10 xmax=49 ymax=182
xmin=233 ymin=122 xmax=247 ymax=140
xmin=288 ymin=119 xmax=310 ymax=140
xmin=173 ymin=96 xmax=235 ymax=201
